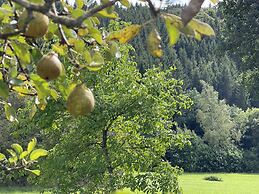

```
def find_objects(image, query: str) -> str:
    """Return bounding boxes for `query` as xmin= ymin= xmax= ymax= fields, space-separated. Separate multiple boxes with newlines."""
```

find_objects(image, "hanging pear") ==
xmin=18 ymin=10 xmax=49 ymax=38
xmin=37 ymin=52 xmax=63 ymax=81
xmin=67 ymin=84 xmax=95 ymax=116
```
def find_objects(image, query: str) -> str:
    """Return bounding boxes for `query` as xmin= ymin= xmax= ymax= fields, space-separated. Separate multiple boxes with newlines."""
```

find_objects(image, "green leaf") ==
xmin=0 ymin=153 xmax=6 ymax=161
xmin=71 ymin=8 xmax=84 ymax=18
xmin=164 ymin=17 xmax=180 ymax=46
xmin=19 ymin=151 xmax=29 ymax=159
xmin=109 ymin=42 xmax=121 ymax=58
xmin=0 ymin=80 xmax=9 ymax=99
xmin=4 ymin=102 xmax=18 ymax=122
xmin=88 ymin=27 xmax=103 ymax=44
xmin=86 ymin=52 xmax=104 ymax=71
xmin=26 ymin=169 xmax=41 ymax=176
xmin=83 ymin=50 xmax=92 ymax=64
xmin=9 ymin=78 xmax=24 ymax=86
xmin=107 ymin=24 xmax=142 ymax=43
xmin=12 ymin=41 xmax=31 ymax=64
xmin=9 ymin=156 xmax=18 ymax=164
xmin=30 ymin=149 xmax=48 ymax=160
xmin=31 ymin=74 xmax=59 ymax=103
xmin=74 ymin=39 xmax=85 ymax=53
xmin=29 ymin=104 xmax=37 ymax=120
xmin=76 ymin=0 xmax=84 ymax=9
xmin=11 ymin=143 xmax=23 ymax=154
xmin=27 ymin=138 xmax=37 ymax=154
xmin=7 ymin=149 xmax=18 ymax=163
xmin=7 ymin=149 xmax=17 ymax=157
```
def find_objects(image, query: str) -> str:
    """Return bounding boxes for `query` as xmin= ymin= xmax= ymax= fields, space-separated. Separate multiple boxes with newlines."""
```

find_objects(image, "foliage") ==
xmin=0 ymin=138 xmax=48 ymax=179
xmin=0 ymin=0 xmax=217 ymax=191
xmin=0 ymin=0 xmax=215 ymax=124
xmin=166 ymin=83 xmax=246 ymax=172
xmin=9 ymin=45 xmax=191 ymax=193
xmin=219 ymin=0 xmax=259 ymax=107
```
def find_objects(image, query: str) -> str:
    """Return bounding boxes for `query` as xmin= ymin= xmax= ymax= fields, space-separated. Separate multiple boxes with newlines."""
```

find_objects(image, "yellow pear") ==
xmin=37 ymin=52 xmax=63 ymax=81
xmin=67 ymin=84 xmax=95 ymax=116
xmin=18 ymin=10 xmax=49 ymax=38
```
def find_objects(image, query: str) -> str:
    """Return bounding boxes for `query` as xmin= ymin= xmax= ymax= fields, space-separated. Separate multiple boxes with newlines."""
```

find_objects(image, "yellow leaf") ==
xmin=52 ymin=44 xmax=66 ymax=56
xmin=164 ymin=17 xmax=180 ymax=46
xmin=147 ymin=29 xmax=163 ymax=58
xmin=78 ymin=28 xmax=89 ymax=36
xmin=194 ymin=31 xmax=202 ymax=41
xmin=162 ymin=13 xmax=215 ymax=39
xmin=210 ymin=0 xmax=218 ymax=4
xmin=107 ymin=24 xmax=142 ymax=44
xmin=120 ymin=0 xmax=131 ymax=7
xmin=12 ymin=86 xmax=35 ymax=96
xmin=97 ymin=9 xmax=118 ymax=19
xmin=188 ymin=19 xmax=215 ymax=36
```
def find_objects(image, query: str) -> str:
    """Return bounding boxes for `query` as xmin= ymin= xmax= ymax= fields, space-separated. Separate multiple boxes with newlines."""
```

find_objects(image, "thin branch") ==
xmin=10 ymin=0 xmax=55 ymax=13
xmin=1 ymin=160 xmax=37 ymax=171
xmin=0 ymin=40 xmax=8 ymax=81
xmin=8 ymin=43 xmax=30 ymax=81
xmin=146 ymin=0 xmax=159 ymax=18
xmin=76 ymin=0 xmax=119 ymax=25
xmin=10 ymin=0 xmax=119 ymax=28
xmin=102 ymin=118 xmax=117 ymax=174
xmin=52 ymin=3 xmax=70 ymax=46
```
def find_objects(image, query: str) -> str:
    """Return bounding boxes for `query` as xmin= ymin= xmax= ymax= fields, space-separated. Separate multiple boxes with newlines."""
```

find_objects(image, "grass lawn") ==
xmin=1 ymin=173 xmax=259 ymax=194
xmin=0 ymin=187 xmax=50 ymax=194
xmin=179 ymin=173 xmax=259 ymax=194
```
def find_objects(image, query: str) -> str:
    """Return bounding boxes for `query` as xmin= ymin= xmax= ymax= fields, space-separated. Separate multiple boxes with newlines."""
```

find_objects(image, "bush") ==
xmin=166 ymin=132 xmax=243 ymax=172
xmin=204 ymin=176 xmax=222 ymax=182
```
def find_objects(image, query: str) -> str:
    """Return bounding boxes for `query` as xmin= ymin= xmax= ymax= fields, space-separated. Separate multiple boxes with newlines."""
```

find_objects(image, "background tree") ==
xmin=11 ymin=45 xmax=191 ymax=193
xmin=219 ymin=0 xmax=259 ymax=107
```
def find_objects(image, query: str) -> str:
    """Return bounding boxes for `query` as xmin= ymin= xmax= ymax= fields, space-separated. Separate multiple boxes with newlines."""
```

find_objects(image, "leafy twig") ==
xmin=8 ymin=43 xmax=30 ymax=81
xmin=0 ymin=10 xmax=33 ymax=39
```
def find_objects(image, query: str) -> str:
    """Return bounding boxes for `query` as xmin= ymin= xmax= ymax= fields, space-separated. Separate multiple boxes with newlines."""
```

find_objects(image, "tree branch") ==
xmin=11 ymin=0 xmax=120 ymax=28
xmin=146 ymin=0 xmax=159 ymax=18
xmin=0 ymin=40 xmax=8 ymax=81
xmin=102 ymin=118 xmax=117 ymax=174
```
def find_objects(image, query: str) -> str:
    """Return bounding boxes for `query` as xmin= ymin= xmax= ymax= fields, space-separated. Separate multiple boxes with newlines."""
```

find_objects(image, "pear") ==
xmin=37 ymin=52 xmax=63 ymax=81
xmin=18 ymin=10 xmax=49 ymax=38
xmin=67 ymin=84 xmax=95 ymax=116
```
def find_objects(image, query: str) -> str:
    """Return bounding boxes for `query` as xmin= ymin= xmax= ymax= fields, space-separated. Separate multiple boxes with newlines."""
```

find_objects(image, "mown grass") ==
xmin=179 ymin=173 xmax=259 ymax=194
xmin=0 ymin=187 xmax=49 ymax=194
xmin=1 ymin=173 xmax=259 ymax=194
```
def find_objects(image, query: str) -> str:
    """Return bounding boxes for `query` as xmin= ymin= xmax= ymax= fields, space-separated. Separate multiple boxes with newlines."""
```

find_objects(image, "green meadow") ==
xmin=1 ymin=173 xmax=259 ymax=194
xmin=179 ymin=173 xmax=259 ymax=194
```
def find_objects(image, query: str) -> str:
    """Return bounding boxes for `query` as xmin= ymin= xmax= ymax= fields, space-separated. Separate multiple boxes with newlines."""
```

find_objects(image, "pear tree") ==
xmin=0 ymin=0 xmax=217 ymax=191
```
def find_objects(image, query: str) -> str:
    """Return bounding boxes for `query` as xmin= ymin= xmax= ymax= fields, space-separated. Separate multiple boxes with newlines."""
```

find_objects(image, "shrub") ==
xmin=203 ymin=176 xmax=223 ymax=182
